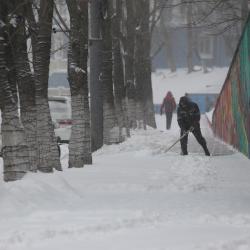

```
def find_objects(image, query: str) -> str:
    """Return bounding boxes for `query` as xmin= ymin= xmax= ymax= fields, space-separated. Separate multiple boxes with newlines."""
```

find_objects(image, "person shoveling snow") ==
xmin=177 ymin=96 xmax=210 ymax=156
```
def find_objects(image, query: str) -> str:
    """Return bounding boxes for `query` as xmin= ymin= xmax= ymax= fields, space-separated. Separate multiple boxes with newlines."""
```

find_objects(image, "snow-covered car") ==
xmin=48 ymin=96 xmax=72 ymax=143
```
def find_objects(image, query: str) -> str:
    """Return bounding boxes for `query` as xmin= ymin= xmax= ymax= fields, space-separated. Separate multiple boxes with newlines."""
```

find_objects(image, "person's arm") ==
xmin=190 ymin=103 xmax=200 ymax=125
xmin=177 ymin=107 xmax=185 ymax=129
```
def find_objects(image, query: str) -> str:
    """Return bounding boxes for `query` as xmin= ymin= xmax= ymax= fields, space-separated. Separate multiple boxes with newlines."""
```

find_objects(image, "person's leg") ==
xmin=180 ymin=129 xmax=188 ymax=155
xmin=192 ymin=125 xmax=210 ymax=156
xmin=166 ymin=112 xmax=172 ymax=129
xmin=167 ymin=112 xmax=173 ymax=129
xmin=165 ymin=113 xmax=168 ymax=130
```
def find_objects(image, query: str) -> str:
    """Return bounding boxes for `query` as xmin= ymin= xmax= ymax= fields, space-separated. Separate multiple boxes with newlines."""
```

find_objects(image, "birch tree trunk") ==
xmin=33 ymin=0 xmax=62 ymax=172
xmin=101 ymin=0 xmax=121 ymax=144
xmin=0 ymin=17 xmax=29 ymax=181
xmin=66 ymin=0 xmax=92 ymax=168
xmin=89 ymin=0 xmax=104 ymax=151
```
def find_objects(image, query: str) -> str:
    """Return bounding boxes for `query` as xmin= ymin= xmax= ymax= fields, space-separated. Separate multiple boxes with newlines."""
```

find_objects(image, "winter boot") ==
xmin=181 ymin=145 xmax=188 ymax=155
xmin=180 ymin=147 xmax=188 ymax=155
xmin=203 ymin=145 xmax=210 ymax=156
xmin=205 ymin=150 xmax=210 ymax=156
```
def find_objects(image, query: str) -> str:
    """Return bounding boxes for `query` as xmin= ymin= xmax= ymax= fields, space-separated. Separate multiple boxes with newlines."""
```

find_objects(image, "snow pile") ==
xmin=1 ymin=114 xmax=250 ymax=250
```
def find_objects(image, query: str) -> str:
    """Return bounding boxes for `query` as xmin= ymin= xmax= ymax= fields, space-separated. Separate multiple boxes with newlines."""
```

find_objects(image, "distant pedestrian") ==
xmin=160 ymin=91 xmax=176 ymax=130
xmin=177 ymin=96 xmax=210 ymax=156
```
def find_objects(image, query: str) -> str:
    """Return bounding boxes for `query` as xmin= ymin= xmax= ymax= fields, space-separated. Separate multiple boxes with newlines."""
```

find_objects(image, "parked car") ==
xmin=48 ymin=96 xmax=72 ymax=143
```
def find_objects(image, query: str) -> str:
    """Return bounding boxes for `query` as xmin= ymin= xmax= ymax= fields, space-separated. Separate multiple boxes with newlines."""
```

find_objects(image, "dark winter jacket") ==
xmin=160 ymin=91 xmax=176 ymax=114
xmin=177 ymin=96 xmax=200 ymax=130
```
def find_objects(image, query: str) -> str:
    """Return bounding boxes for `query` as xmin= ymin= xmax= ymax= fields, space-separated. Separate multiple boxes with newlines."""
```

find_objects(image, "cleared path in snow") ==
xmin=155 ymin=114 xmax=234 ymax=157
xmin=0 ymin=115 xmax=250 ymax=250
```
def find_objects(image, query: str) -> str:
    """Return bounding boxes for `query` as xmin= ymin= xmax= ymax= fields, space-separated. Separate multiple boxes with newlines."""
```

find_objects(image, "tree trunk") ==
xmin=142 ymin=1 xmax=156 ymax=129
xmin=79 ymin=0 xmax=92 ymax=164
xmin=33 ymin=0 xmax=62 ymax=172
xmin=160 ymin=4 xmax=176 ymax=73
xmin=186 ymin=2 xmax=194 ymax=73
xmin=25 ymin=0 xmax=38 ymax=63
xmin=1 ymin=106 xmax=30 ymax=181
xmin=101 ymin=0 xmax=121 ymax=144
xmin=162 ymin=28 xmax=176 ymax=73
xmin=0 ymin=19 xmax=29 ymax=181
xmin=124 ymin=0 xmax=137 ymax=129
xmin=89 ymin=0 xmax=104 ymax=151
xmin=135 ymin=0 xmax=156 ymax=129
xmin=112 ymin=0 xmax=128 ymax=139
xmin=12 ymin=3 xmax=37 ymax=171
xmin=67 ymin=0 xmax=92 ymax=168
xmin=135 ymin=1 xmax=146 ymax=129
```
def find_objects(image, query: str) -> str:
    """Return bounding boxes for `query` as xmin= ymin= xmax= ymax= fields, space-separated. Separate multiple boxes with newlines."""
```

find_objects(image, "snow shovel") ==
xmin=165 ymin=127 xmax=194 ymax=153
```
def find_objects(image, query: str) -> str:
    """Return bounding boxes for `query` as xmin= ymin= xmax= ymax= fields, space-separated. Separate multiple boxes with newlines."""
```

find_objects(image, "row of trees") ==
xmin=0 ymin=0 xmax=156 ymax=181
xmin=90 ymin=0 xmax=157 ymax=151
xmin=0 ymin=0 xmax=248 ymax=182
xmin=0 ymin=0 xmax=63 ymax=181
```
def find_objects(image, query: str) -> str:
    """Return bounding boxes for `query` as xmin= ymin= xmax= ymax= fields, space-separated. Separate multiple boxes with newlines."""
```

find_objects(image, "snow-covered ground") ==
xmin=1 ymin=114 xmax=250 ymax=250
xmin=1 ymin=68 xmax=250 ymax=250
xmin=152 ymin=67 xmax=228 ymax=104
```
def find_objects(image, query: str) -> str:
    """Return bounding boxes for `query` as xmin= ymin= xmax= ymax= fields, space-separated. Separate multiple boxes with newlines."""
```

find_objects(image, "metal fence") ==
xmin=212 ymin=15 xmax=250 ymax=159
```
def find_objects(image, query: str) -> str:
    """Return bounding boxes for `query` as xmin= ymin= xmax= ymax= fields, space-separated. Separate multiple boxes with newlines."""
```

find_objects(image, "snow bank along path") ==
xmin=0 ymin=115 xmax=250 ymax=250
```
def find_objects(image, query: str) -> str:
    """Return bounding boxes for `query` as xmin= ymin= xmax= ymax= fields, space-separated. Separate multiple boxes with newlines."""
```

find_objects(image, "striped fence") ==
xmin=212 ymin=15 xmax=250 ymax=159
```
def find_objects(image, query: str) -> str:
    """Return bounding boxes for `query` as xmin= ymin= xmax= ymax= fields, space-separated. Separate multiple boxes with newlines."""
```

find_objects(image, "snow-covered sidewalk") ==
xmin=0 ymin=115 xmax=250 ymax=250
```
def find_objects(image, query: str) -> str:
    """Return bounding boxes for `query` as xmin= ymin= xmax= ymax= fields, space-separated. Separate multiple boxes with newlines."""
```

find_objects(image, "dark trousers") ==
xmin=165 ymin=112 xmax=173 ymax=130
xmin=180 ymin=124 xmax=210 ymax=155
